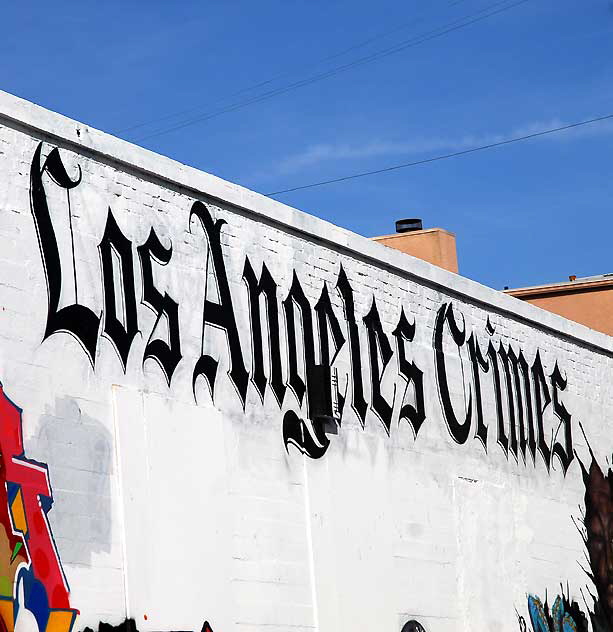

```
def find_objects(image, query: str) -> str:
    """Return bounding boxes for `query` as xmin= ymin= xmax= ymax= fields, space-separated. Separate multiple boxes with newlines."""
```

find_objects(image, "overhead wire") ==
xmin=264 ymin=113 xmax=613 ymax=196
xmin=119 ymin=0 xmax=470 ymax=135
xmin=135 ymin=0 xmax=530 ymax=142
xmin=136 ymin=0 xmax=523 ymax=141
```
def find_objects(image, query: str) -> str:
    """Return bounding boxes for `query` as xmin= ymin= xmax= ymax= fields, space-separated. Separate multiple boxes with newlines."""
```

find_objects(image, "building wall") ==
xmin=509 ymin=283 xmax=613 ymax=338
xmin=372 ymin=228 xmax=459 ymax=273
xmin=1 ymin=91 xmax=613 ymax=632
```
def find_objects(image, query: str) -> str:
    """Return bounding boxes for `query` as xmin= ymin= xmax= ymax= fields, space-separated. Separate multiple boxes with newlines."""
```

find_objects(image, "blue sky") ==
xmin=2 ymin=0 xmax=612 ymax=290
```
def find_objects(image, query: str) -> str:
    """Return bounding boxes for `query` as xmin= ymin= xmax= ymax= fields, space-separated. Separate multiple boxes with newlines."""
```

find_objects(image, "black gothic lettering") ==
xmin=98 ymin=210 xmax=139 ymax=371
xmin=512 ymin=349 xmax=537 ymax=463
xmin=363 ymin=298 xmax=395 ymax=434
xmin=25 ymin=146 xmax=583 ymax=480
xmin=467 ymin=333 xmax=489 ymax=451
xmin=314 ymin=284 xmax=346 ymax=420
xmin=282 ymin=410 xmax=330 ymax=459
xmin=283 ymin=272 xmax=317 ymax=414
xmin=137 ymin=228 xmax=182 ymax=385
xmin=486 ymin=339 xmax=508 ymax=458
xmin=336 ymin=266 xmax=368 ymax=427
xmin=531 ymin=351 xmax=552 ymax=471
xmin=29 ymin=143 xmax=101 ymax=364
xmin=507 ymin=347 xmax=529 ymax=464
xmin=434 ymin=303 xmax=472 ymax=445
xmin=190 ymin=201 xmax=248 ymax=405
xmin=393 ymin=309 xmax=425 ymax=438
xmin=242 ymin=257 xmax=286 ymax=406
xmin=550 ymin=362 xmax=573 ymax=474
xmin=498 ymin=344 xmax=518 ymax=461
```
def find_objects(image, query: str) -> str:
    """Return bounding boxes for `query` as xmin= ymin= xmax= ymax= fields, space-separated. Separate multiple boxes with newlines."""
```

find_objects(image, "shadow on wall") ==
xmin=29 ymin=397 xmax=112 ymax=566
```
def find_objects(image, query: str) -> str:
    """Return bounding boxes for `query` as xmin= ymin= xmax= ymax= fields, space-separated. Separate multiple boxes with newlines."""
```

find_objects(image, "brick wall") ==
xmin=0 ymin=90 xmax=611 ymax=632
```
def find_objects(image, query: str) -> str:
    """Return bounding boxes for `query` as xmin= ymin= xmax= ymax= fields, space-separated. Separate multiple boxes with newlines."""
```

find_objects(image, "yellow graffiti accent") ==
xmin=45 ymin=610 xmax=75 ymax=632
xmin=0 ymin=596 xmax=14 ymax=632
xmin=9 ymin=491 xmax=26 ymax=537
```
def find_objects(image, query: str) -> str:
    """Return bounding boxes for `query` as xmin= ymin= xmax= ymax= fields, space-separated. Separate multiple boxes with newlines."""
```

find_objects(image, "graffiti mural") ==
xmin=519 ymin=593 xmax=587 ymax=632
xmin=0 ymin=385 xmax=77 ymax=632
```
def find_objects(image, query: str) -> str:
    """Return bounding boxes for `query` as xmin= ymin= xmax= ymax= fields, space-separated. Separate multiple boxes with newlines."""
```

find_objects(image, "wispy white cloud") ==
xmin=270 ymin=117 xmax=613 ymax=177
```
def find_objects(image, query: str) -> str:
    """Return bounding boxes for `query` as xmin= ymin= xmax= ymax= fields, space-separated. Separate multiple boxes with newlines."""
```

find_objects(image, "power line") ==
xmin=136 ymin=0 xmax=529 ymax=142
xmin=119 ymin=0 xmax=470 ymax=135
xmin=265 ymin=113 xmax=613 ymax=196
xmin=136 ymin=0 xmax=522 ymax=141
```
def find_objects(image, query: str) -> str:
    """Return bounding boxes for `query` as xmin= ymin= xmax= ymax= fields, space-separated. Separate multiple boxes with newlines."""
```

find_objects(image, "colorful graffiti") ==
xmin=0 ymin=384 xmax=77 ymax=632
xmin=519 ymin=593 xmax=587 ymax=631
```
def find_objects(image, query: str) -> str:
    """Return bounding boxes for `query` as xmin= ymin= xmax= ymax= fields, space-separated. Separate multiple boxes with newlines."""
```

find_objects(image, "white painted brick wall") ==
xmin=0 ymin=90 xmax=611 ymax=632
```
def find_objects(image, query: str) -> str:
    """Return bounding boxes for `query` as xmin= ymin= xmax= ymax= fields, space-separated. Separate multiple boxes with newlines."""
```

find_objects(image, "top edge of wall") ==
xmin=1 ymin=88 xmax=612 ymax=356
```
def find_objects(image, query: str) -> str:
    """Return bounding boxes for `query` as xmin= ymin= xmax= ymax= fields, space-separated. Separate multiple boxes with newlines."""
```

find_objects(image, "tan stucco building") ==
xmin=504 ymin=274 xmax=613 ymax=337
xmin=373 ymin=221 xmax=613 ymax=338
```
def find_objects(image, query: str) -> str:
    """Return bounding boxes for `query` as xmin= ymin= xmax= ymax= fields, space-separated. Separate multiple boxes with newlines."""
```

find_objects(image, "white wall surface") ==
xmin=0 ymin=90 xmax=612 ymax=632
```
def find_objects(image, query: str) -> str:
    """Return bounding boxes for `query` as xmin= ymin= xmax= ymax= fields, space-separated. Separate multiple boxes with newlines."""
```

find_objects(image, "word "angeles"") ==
xmin=29 ymin=144 xmax=573 ymax=472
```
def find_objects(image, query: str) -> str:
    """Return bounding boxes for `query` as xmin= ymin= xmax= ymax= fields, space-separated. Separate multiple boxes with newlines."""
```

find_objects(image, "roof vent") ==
xmin=395 ymin=218 xmax=423 ymax=233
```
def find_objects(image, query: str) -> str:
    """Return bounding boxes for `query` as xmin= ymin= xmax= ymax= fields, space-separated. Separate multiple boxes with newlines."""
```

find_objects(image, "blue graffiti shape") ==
xmin=526 ymin=594 xmax=586 ymax=632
